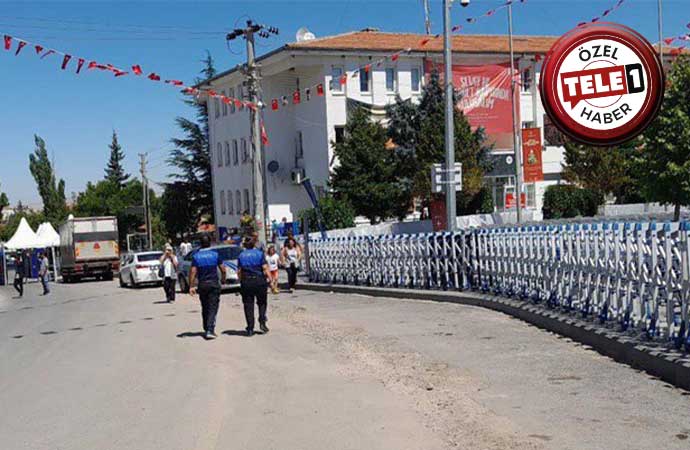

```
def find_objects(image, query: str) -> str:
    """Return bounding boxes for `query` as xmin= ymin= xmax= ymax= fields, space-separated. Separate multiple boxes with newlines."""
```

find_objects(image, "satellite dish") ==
xmin=267 ymin=160 xmax=280 ymax=173
xmin=296 ymin=27 xmax=316 ymax=42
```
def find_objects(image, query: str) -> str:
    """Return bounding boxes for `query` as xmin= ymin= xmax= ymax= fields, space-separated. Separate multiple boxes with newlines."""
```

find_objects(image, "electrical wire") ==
xmin=3 ymin=15 xmax=227 ymax=33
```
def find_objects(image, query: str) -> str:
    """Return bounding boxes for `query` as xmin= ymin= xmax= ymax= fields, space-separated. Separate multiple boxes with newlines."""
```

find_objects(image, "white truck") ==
xmin=59 ymin=216 xmax=119 ymax=282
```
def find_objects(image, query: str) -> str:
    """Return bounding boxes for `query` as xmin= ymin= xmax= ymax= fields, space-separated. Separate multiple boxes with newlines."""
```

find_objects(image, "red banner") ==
xmin=505 ymin=192 xmax=526 ymax=209
xmin=521 ymin=128 xmax=544 ymax=183
xmin=428 ymin=62 xmax=517 ymax=151
xmin=429 ymin=196 xmax=447 ymax=232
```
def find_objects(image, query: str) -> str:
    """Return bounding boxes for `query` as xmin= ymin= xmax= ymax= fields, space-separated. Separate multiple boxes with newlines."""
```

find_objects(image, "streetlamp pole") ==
xmin=508 ymin=3 xmax=523 ymax=223
xmin=443 ymin=0 xmax=457 ymax=232
xmin=657 ymin=0 xmax=663 ymax=61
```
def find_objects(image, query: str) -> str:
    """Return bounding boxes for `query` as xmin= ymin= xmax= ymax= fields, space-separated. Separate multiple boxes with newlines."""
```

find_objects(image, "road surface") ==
xmin=1 ymin=279 xmax=689 ymax=450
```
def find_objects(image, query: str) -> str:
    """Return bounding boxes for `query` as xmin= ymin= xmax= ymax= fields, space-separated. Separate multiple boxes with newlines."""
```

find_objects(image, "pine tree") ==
xmin=166 ymin=51 xmax=216 ymax=228
xmin=29 ymin=135 xmax=67 ymax=224
xmin=636 ymin=55 xmax=690 ymax=220
xmin=0 ymin=183 xmax=8 ymax=217
xmin=105 ymin=130 xmax=129 ymax=188
xmin=387 ymin=71 xmax=493 ymax=215
xmin=331 ymin=107 xmax=410 ymax=224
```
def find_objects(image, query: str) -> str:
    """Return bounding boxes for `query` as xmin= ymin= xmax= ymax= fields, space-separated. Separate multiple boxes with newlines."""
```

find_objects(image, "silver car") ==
xmin=119 ymin=251 xmax=164 ymax=288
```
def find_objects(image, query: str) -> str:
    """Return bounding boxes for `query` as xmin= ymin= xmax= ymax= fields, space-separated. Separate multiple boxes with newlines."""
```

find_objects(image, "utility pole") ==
xmin=227 ymin=21 xmax=279 ymax=246
xmin=508 ymin=3 xmax=523 ymax=223
xmin=443 ymin=0 xmax=457 ymax=231
xmin=139 ymin=153 xmax=152 ymax=250
xmin=423 ymin=0 xmax=432 ymax=35
xmin=657 ymin=0 xmax=663 ymax=61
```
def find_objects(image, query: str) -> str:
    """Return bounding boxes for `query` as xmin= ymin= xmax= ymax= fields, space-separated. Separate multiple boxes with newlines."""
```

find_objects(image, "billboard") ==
xmin=427 ymin=62 xmax=518 ymax=151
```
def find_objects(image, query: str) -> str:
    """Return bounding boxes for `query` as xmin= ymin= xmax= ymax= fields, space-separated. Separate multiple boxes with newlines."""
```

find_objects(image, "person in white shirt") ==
xmin=179 ymin=238 xmax=193 ymax=257
xmin=160 ymin=244 xmax=179 ymax=303
xmin=265 ymin=245 xmax=280 ymax=294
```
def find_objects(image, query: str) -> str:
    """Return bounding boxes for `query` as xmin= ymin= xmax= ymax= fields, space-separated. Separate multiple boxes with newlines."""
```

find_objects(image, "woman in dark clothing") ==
xmin=13 ymin=252 xmax=24 ymax=297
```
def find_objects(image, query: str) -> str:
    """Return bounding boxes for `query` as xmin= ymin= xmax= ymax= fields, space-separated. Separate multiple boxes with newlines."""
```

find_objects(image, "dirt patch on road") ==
xmin=273 ymin=303 xmax=543 ymax=450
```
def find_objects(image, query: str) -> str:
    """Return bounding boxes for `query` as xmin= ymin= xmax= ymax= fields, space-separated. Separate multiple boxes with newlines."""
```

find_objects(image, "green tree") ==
xmin=160 ymin=181 xmax=195 ymax=239
xmin=29 ymin=135 xmax=67 ymax=225
xmin=166 ymin=52 xmax=216 ymax=229
xmin=105 ymin=130 xmax=129 ymax=188
xmin=386 ymin=71 xmax=493 ymax=215
xmin=562 ymin=139 xmax=641 ymax=203
xmin=0 ymin=210 xmax=45 ymax=241
xmin=331 ymin=107 xmax=410 ymax=223
xmin=298 ymin=196 xmax=356 ymax=231
xmin=636 ymin=55 xmax=690 ymax=220
xmin=0 ymin=183 xmax=8 ymax=218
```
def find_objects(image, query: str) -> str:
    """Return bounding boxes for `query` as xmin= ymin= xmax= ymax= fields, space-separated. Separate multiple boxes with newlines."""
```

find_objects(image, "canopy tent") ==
xmin=37 ymin=222 xmax=60 ymax=247
xmin=4 ymin=218 xmax=43 ymax=250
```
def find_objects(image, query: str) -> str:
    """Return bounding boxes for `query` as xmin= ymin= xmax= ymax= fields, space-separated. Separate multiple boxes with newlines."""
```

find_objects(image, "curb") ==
xmin=299 ymin=282 xmax=690 ymax=392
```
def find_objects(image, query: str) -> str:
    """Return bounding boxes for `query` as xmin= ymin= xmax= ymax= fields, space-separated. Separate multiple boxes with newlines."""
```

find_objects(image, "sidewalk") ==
xmin=298 ymin=278 xmax=690 ymax=391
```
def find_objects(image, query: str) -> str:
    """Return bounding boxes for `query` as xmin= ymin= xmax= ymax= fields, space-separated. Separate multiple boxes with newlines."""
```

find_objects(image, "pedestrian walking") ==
xmin=188 ymin=235 xmax=226 ymax=340
xmin=38 ymin=251 xmax=50 ymax=295
xmin=179 ymin=237 xmax=193 ymax=257
xmin=280 ymin=238 xmax=301 ymax=292
xmin=266 ymin=245 xmax=280 ymax=295
xmin=238 ymin=237 xmax=271 ymax=336
xmin=160 ymin=244 xmax=178 ymax=303
xmin=13 ymin=251 xmax=24 ymax=297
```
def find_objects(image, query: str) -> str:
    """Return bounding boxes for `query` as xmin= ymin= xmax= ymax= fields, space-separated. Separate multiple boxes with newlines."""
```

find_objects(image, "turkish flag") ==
xmin=34 ymin=45 xmax=44 ymax=55
xmin=271 ymin=99 xmax=279 ymax=110
xmin=40 ymin=49 xmax=56 ymax=59
xmin=391 ymin=53 xmax=399 ymax=62
xmin=292 ymin=91 xmax=301 ymax=104
xmin=339 ymin=74 xmax=347 ymax=85
xmin=3 ymin=35 xmax=11 ymax=50
xmin=132 ymin=65 xmax=143 ymax=75
xmin=61 ymin=54 xmax=72 ymax=70
xmin=15 ymin=41 xmax=27 ymax=55
xmin=316 ymin=84 xmax=324 ymax=96
xmin=148 ymin=73 xmax=161 ymax=81
xmin=261 ymin=122 xmax=270 ymax=146
xmin=76 ymin=58 xmax=85 ymax=74
xmin=234 ymin=99 xmax=243 ymax=109
xmin=114 ymin=70 xmax=128 ymax=77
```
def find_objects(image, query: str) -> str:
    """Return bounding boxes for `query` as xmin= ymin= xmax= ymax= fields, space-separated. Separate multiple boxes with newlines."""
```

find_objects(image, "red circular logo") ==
xmin=540 ymin=23 xmax=664 ymax=145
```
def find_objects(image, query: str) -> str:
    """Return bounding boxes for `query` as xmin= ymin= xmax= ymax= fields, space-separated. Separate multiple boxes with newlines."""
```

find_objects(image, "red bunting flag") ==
xmin=364 ymin=64 xmax=371 ymax=73
xmin=245 ymin=102 xmax=257 ymax=111
xmin=534 ymin=54 xmax=542 ymax=62
xmin=208 ymin=90 xmax=217 ymax=96
xmin=339 ymin=74 xmax=347 ymax=85
xmin=132 ymin=65 xmax=143 ymax=75
xmin=148 ymin=73 xmax=161 ymax=81
xmin=4 ymin=35 xmax=11 ymax=50
xmin=76 ymin=58 xmax=85 ymax=74
xmin=61 ymin=54 xmax=71 ymax=70
xmin=391 ymin=53 xmax=400 ymax=62
xmin=221 ymin=96 xmax=232 ymax=104
xmin=114 ymin=70 xmax=128 ymax=77
xmin=451 ymin=25 xmax=462 ymax=32
xmin=664 ymin=37 xmax=675 ymax=45
xmin=15 ymin=41 xmax=27 ymax=55
xmin=165 ymin=79 xmax=184 ymax=86
xmin=316 ymin=83 xmax=324 ymax=96
xmin=271 ymin=99 xmax=279 ymax=111
xmin=40 ymin=49 xmax=56 ymax=59
xmin=234 ymin=99 xmax=243 ymax=109
xmin=88 ymin=61 xmax=97 ymax=69
xmin=261 ymin=122 xmax=270 ymax=146
xmin=420 ymin=38 xmax=431 ymax=46
xmin=292 ymin=91 xmax=301 ymax=104
xmin=34 ymin=45 xmax=43 ymax=54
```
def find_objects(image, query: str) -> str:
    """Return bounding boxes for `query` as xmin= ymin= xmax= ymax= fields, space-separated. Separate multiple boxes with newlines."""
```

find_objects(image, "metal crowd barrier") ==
xmin=308 ymin=221 xmax=690 ymax=350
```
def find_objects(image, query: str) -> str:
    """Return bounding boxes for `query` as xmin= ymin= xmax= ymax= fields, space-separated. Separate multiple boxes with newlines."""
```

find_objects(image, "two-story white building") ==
xmin=200 ymin=29 xmax=573 ymax=232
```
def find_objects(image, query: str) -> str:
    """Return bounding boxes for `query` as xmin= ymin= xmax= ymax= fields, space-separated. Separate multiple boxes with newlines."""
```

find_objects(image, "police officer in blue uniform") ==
xmin=237 ymin=236 xmax=271 ymax=336
xmin=189 ymin=235 xmax=226 ymax=340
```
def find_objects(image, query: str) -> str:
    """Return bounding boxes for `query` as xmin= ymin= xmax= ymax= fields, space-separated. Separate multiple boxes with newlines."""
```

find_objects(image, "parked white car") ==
xmin=119 ymin=251 xmax=164 ymax=288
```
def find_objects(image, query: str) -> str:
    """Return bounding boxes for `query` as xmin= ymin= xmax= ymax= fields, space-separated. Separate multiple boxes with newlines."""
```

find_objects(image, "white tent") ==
xmin=37 ymin=222 xmax=60 ymax=247
xmin=5 ymin=218 xmax=43 ymax=250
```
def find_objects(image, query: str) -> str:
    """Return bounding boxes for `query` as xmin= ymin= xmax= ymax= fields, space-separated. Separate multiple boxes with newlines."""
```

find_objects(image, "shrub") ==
xmin=298 ymin=196 xmax=356 ymax=232
xmin=542 ymin=184 xmax=603 ymax=219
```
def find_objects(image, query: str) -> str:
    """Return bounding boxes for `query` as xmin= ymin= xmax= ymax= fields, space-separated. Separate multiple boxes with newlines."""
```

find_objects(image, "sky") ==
xmin=0 ymin=0 xmax=687 ymax=208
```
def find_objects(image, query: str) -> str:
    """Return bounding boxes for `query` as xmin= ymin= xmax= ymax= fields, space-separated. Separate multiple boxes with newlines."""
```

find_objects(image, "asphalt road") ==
xmin=1 ymin=278 xmax=689 ymax=450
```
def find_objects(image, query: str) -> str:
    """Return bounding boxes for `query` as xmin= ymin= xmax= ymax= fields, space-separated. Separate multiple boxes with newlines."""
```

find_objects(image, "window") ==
xmin=216 ymin=143 xmax=222 ymax=167
xmin=241 ymin=138 xmax=248 ymax=163
xmin=295 ymin=131 xmax=304 ymax=158
xmin=214 ymin=97 xmax=220 ymax=118
xmin=411 ymin=67 xmax=421 ymax=92
xmin=521 ymin=68 xmax=532 ymax=92
xmin=243 ymin=189 xmax=250 ymax=214
xmin=220 ymin=190 xmax=226 ymax=215
xmin=359 ymin=68 xmax=370 ymax=93
xmin=385 ymin=68 xmax=396 ymax=92
xmin=224 ymin=141 xmax=230 ymax=166
xmin=334 ymin=126 xmax=345 ymax=144
xmin=236 ymin=190 xmax=242 ymax=214
xmin=229 ymin=87 xmax=235 ymax=114
xmin=227 ymin=191 xmax=234 ymax=215
xmin=232 ymin=140 xmax=239 ymax=165
xmin=221 ymin=90 xmax=227 ymax=116
xmin=330 ymin=66 xmax=344 ymax=92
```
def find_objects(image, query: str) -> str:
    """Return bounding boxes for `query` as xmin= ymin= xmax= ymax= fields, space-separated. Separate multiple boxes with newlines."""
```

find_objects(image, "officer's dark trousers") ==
xmin=198 ymin=283 xmax=220 ymax=333
xmin=13 ymin=276 xmax=23 ymax=296
xmin=240 ymin=276 xmax=268 ymax=331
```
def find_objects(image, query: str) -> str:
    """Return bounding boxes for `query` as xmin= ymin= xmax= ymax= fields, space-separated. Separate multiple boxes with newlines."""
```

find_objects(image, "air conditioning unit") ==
xmin=291 ymin=168 xmax=305 ymax=185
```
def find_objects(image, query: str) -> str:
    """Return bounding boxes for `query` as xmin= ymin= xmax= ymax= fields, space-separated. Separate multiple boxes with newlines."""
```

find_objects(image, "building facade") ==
xmin=201 ymin=30 xmax=570 ymax=231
